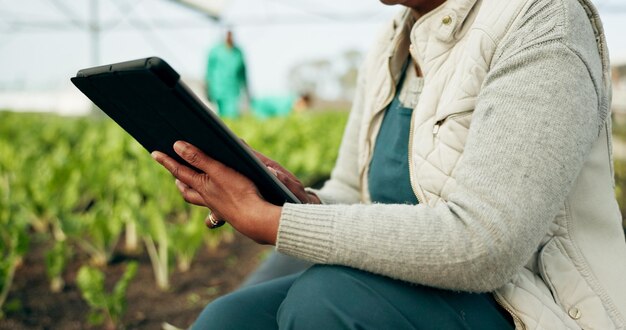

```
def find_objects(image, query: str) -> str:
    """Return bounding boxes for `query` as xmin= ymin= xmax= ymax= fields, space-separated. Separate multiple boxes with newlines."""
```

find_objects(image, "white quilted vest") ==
xmin=356 ymin=0 xmax=626 ymax=328
xmin=357 ymin=0 xmax=533 ymax=206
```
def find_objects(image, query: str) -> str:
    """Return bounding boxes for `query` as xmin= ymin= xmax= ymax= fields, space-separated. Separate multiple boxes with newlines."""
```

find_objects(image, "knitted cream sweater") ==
xmin=276 ymin=0 xmax=606 ymax=292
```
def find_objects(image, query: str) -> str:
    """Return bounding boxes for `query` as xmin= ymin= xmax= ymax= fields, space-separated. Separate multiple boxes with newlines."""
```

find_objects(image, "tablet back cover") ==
xmin=71 ymin=57 xmax=300 ymax=206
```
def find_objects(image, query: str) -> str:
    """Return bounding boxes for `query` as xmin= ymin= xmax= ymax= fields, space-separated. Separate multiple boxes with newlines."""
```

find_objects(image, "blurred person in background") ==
xmin=154 ymin=0 xmax=626 ymax=328
xmin=206 ymin=29 xmax=249 ymax=119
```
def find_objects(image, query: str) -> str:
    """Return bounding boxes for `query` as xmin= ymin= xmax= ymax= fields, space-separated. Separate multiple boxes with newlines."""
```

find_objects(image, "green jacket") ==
xmin=206 ymin=43 xmax=247 ymax=100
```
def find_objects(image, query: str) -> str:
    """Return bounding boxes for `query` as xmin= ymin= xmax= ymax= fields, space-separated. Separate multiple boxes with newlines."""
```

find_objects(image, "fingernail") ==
xmin=268 ymin=166 xmax=278 ymax=176
xmin=151 ymin=151 xmax=159 ymax=160
xmin=173 ymin=141 xmax=187 ymax=153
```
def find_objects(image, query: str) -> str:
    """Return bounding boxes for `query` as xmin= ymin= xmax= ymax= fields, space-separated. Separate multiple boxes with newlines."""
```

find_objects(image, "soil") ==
xmin=0 ymin=231 xmax=270 ymax=330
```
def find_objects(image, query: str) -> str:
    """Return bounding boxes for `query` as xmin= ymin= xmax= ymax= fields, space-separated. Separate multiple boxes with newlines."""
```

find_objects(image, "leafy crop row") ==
xmin=0 ymin=110 xmax=348 ymax=325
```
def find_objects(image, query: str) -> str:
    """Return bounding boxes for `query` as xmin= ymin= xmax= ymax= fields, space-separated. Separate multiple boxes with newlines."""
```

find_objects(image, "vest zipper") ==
xmin=432 ymin=110 xmax=474 ymax=136
xmin=407 ymin=107 xmax=422 ymax=204
xmin=360 ymin=56 xmax=401 ymax=202
xmin=493 ymin=293 xmax=526 ymax=330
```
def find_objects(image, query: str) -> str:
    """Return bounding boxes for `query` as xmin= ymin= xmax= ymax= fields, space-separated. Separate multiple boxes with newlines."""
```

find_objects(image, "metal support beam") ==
xmin=90 ymin=0 xmax=100 ymax=66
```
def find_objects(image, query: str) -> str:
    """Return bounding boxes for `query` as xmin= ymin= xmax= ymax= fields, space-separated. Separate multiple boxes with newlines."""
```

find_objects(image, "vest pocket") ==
xmin=538 ymin=237 xmax=615 ymax=329
xmin=433 ymin=97 xmax=476 ymax=122
xmin=431 ymin=109 xmax=474 ymax=160
xmin=433 ymin=110 xmax=473 ymax=136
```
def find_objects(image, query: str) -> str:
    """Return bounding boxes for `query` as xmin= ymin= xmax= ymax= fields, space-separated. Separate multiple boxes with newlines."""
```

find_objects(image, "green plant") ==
xmin=141 ymin=200 xmax=171 ymax=291
xmin=0 ymin=110 xmax=349 ymax=298
xmin=0 ymin=173 xmax=29 ymax=319
xmin=76 ymin=262 xmax=138 ymax=329
xmin=225 ymin=112 xmax=348 ymax=186
xmin=71 ymin=204 xmax=124 ymax=266
xmin=45 ymin=240 xmax=71 ymax=293
xmin=170 ymin=207 xmax=209 ymax=272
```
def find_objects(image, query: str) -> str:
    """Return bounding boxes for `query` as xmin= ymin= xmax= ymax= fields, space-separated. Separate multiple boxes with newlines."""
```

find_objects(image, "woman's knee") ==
xmin=191 ymin=293 xmax=246 ymax=330
xmin=277 ymin=265 xmax=374 ymax=329
xmin=192 ymin=274 xmax=297 ymax=330
xmin=282 ymin=264 xmax=358 ymax=302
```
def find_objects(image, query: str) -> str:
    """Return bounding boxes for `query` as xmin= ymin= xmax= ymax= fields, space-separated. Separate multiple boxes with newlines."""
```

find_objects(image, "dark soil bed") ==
xmin=0 ymin=231 xmax=269 ymax=330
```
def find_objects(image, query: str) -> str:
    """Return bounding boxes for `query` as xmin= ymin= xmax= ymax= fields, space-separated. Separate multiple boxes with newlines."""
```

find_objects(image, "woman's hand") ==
xmin=151 ymin=141 xmax=281 ymax=245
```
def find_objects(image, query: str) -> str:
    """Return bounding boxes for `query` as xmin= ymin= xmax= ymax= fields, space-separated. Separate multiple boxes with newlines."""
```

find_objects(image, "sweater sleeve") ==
xmin=277 ymin=0 xmax=603 ymax=292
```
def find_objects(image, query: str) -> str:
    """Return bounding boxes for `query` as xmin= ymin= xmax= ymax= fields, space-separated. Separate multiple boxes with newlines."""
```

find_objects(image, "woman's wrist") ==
xmin=235 ymin=201 xmax=282 ymax=245
xmin=259 ymin=204 xmax=282 ymax=245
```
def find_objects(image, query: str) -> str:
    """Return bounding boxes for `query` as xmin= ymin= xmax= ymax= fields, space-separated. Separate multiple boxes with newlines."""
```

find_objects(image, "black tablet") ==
xmin=71 ymin=56 xmax=301 ymax=205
